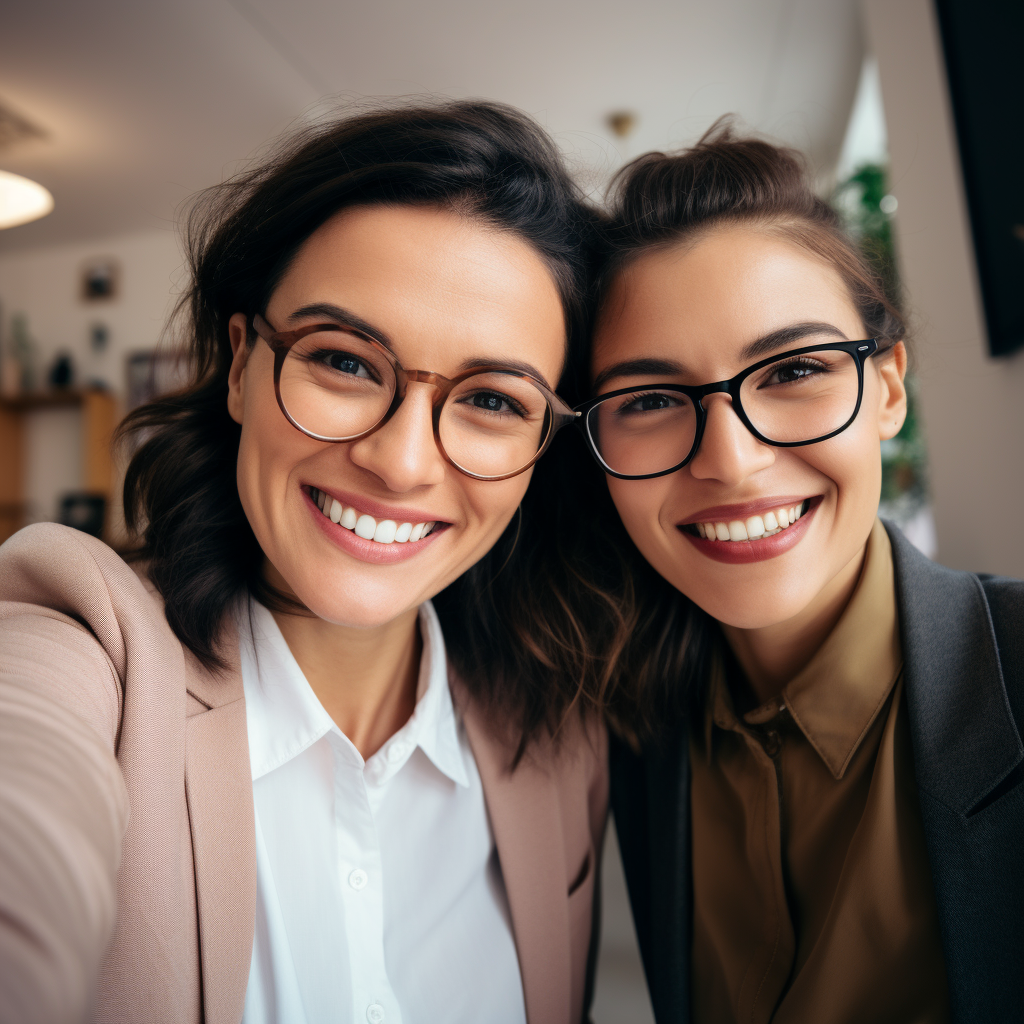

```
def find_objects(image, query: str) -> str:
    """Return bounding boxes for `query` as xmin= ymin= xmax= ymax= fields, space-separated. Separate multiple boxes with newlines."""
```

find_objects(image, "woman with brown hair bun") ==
xmin=575 ymin=123 xmax=1024 ymax=1022
xmin=0 ymin=101 xmax=607 ymax=1024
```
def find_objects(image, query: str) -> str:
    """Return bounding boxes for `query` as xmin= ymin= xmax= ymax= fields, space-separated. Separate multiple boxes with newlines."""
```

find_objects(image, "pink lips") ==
xmin=679 ymin=496 xmax=821 ymax=564
xmin=304 ymin=488 xmax=447 ymax=565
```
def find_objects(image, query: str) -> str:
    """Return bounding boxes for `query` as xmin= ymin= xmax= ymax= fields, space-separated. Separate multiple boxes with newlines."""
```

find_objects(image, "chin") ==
xmin=679 ymin=569 xmax=820 ymax=632
xmin=700 ymin=597 xmax=803 ymax=631
xmin=302 ymin=575 xmax=427 ymax=629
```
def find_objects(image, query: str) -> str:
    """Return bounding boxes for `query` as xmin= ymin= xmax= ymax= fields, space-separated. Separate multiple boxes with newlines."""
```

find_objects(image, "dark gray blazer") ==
xmin=611 ymin=522 xmax=1024 ymax=1023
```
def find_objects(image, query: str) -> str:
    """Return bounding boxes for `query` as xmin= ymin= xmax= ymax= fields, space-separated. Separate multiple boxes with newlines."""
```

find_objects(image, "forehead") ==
xmin=270 ymin=204 xmax=566 ymax=379
xmin=593 ymin=224 xmax=860 ymax=372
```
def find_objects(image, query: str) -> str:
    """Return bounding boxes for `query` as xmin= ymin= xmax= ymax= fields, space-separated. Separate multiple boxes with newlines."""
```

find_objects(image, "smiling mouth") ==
xmin=309 ymin=487 xmax=444 ymax=545
xmin=681 ymin=498 xmax=814 ymax=542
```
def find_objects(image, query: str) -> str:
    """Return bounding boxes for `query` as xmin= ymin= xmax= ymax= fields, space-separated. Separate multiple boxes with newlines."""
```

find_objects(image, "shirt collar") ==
xmin=704 ymin=518 xmax=903 ymax=779
xmin=238 ymin=598 xmax=470 ymax=788
xmin=781 ymin=517 xmax=902 ymax=778
xmin=403 ymin=600 xmax=470 ymax=787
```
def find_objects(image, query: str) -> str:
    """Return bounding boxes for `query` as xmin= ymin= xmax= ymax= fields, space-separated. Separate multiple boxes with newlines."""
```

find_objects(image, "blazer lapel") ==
xmin=610 ymin=727 xmax=692 ymax=1024
xmin=456 ymin=681 xmax=572 ymax=1024
xmin=183 ymin=632 xmax=257 ymax=1024
xmin=887 ymin=522 xmax=1023 ymax=815
xmin=887 ymin=523 xmax=1024 ymax=1021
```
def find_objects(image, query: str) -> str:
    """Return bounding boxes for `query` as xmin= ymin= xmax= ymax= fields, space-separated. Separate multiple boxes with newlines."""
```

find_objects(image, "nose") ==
xmin=346 ymin=382 xmax=447 ymax=490
xmin=688 ymin=393 xmax=775 ymax=485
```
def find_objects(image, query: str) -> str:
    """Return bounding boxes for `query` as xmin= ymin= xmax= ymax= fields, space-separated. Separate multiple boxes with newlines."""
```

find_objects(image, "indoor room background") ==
xmin=0 ymin=1 xmax=1019 ymax=1020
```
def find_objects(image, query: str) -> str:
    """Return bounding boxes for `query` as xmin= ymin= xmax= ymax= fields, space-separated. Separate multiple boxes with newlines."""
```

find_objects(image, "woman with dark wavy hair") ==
xmin=0 ymin=101 xmax=607 ymax=1024
xmin=572 ymin=123 xmax=1024 ymax=1022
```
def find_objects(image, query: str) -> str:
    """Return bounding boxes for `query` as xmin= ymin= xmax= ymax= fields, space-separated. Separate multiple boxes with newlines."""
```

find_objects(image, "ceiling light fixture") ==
xmin=0 ymin=169 xmax=53 ymax=229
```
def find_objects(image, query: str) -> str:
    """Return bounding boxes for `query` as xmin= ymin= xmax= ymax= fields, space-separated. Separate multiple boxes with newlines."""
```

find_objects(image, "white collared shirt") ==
xmin=238 ymin=599 xmax=526 ymax=1024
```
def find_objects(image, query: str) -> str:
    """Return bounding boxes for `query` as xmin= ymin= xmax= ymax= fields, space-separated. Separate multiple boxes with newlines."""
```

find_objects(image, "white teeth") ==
xmin=312 ymin=488 xmax=438 ymax=544
xmin=697 ymin=501 xmax=810 ymax=543
xmin=373 ymin=520 xmax=397 ymax=544
xmin=728 ymin=520 xmax=748 ymax=542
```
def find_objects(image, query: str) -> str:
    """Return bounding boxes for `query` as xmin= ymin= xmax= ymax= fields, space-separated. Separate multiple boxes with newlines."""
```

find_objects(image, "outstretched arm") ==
xmin=0 ymin=604 xmax=128 ymax=1024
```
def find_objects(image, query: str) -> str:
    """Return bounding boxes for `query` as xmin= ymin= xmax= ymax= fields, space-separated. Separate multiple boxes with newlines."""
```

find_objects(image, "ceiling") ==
xmin=0 ymin=0 xmax=864 ymax=253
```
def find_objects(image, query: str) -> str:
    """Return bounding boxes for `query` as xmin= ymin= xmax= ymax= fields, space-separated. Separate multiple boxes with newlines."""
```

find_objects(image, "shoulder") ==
xmin=977 ymin=572 xmax=1024 ymax=617
xmin=0 ymin=521 xmax=159 ymax=608
xmin=0 ymin=523 xmax=179 ymax=686
xmin=451 ymin=670 xmax=608 ymax=817
xmin=977 ymin=574 xmax=1024 ymax=712
xmin=885 ymin=519 xmax=1024 ymax=672
xmin=457 ymin=671 xmax=607 ymax=773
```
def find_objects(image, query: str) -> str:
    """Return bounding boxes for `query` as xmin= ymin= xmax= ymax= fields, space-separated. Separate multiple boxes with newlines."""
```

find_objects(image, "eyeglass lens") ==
xmin=278 ymin=328 xmax=553 ymax=478
xmin=588 ymin=346 xmax=862 ymax=477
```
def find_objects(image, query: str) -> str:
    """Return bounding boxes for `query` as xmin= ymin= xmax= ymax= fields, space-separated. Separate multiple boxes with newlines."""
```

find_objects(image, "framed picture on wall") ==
xmin=80 ymin=257 xmax=120 ymax=302
xmin=125 ymin=349 xmax=190 ymax=411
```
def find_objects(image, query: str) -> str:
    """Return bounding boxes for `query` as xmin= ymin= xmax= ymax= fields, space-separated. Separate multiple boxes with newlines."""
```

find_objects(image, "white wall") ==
xmin=862 ymin=0 xmax=1024 ymax=578
xmin=0 ymin=228 xmax=184 ymax=522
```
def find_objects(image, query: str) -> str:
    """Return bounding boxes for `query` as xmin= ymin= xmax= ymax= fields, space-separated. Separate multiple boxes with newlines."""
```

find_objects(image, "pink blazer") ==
xmin=0 ymin=524 xmax=608 ymax=1024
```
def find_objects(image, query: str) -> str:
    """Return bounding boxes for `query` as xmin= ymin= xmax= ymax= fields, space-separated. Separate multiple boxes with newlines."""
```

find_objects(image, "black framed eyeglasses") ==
xmin=577 ymin=338 xmax=892 ymax=480
xmin=251 ymin=314 xmax=577 ymax=481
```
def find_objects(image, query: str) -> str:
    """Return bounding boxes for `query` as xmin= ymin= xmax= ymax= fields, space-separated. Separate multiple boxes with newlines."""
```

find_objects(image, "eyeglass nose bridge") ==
xmin=688 ymin=379 xmax=754 ymax=465
xmin=696 ymin=379 xmax=735 ymax=411
xmin=378 ymin=370 xmax=451 ymax=441
xmin=392 ymin=369 xmax=456 ymax=415
xmin=402 ymin=369 xmax=448 ymax=390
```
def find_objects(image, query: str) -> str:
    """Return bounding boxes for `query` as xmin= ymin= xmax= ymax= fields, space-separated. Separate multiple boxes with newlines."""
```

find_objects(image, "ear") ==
xmin=876 ymin=341 xmax=908 ymax=441
xmin=226 ymin=312 xmax=252 ymax=426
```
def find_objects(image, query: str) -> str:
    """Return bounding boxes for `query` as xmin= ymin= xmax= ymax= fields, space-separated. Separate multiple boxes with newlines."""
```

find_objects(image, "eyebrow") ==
xmin=458 ymin=356 xmax=554 ymax=389
xmin=288 ymin=302 xmax=397 ymax=353
xmin=594 ymin=321 xmax=850 ymax=391
xmin=289 ymin=302 xmax=553 ymax=388
xmin=738 ymin=321 xmax=849 ymax=361
xmin=593 ymin=357 xmax=685 ymax=392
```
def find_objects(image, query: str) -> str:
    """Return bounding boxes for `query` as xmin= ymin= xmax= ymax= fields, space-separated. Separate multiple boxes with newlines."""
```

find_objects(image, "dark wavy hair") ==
xmin=119 ymin=100 xmax=609 ymax=751
xmin=575 ymin=120 xmax=909 ymax=744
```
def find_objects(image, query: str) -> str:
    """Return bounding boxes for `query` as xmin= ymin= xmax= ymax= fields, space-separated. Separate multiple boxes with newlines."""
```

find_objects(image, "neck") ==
xmin=721 ymin=543 xmax=867 ymax=707
xmin=268 ymin=595 xmax=421 ymax=761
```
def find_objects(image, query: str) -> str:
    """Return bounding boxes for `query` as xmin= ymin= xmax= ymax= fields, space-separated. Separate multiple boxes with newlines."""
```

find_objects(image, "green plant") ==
xmin=834 ymin=163 xmax=928 ymax=513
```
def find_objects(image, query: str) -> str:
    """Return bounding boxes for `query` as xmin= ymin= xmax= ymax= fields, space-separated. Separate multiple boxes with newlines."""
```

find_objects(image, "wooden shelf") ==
xmin=0 ymin=388 xmax=119 ymax=545
xmin=0 ymin=389 xmax=92 ymax=412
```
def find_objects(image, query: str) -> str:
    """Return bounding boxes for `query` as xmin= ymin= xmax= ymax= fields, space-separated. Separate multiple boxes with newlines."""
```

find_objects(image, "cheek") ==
xmin=606 ymin=478 xmax=673 ymax=539
xmin=234 ymin=378 xmax=314 ymax=546
xmin=463 ymin=474 xmax=529 ymax=540
xmin=802 ymin=416 xmax=883 ymax=518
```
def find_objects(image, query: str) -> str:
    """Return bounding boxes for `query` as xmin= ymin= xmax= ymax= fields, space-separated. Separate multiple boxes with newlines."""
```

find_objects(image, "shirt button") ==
xmin=366 ymin=1004 xmax=385 ymax=1023
xmin=387 ymin=742 xmax=408 ymax=764
xmin=349 ymin=869 xmax=368 ymax=891
xmin=762 ymin=730 xmax=782 ymax=758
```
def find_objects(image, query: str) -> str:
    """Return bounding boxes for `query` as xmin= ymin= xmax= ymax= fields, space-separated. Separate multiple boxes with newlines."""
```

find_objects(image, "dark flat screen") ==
xmin=933 ymin=0 xmax=1024 ymax=356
